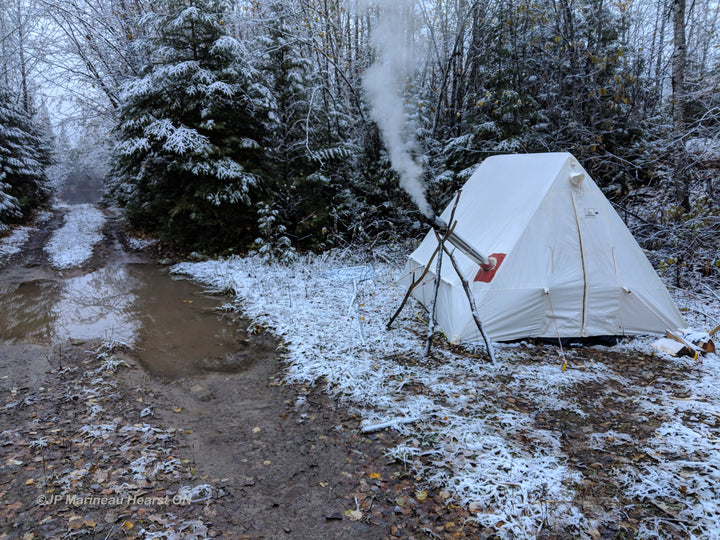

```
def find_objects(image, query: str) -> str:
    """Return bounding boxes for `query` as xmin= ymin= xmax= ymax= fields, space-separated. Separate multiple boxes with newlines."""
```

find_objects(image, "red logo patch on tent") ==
xmin=474 ymin=253 xmax=506 ymax=283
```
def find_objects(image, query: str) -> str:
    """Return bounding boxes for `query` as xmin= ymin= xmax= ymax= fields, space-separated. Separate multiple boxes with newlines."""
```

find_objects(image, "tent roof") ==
xmin=415 ymin=152 xmax=577 ymax=285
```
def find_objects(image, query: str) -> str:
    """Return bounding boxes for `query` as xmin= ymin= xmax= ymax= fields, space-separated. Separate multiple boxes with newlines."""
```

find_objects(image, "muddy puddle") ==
xmin=0 ymin=260 xmax=271 ymax=379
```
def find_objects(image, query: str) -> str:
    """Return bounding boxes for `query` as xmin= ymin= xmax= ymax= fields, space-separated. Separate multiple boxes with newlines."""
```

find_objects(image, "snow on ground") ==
xmin=0 ymin=210 xmax=53 ymax=262
xmin=127 ymin=236 xmax=158 ymax=250
xmin=173 ymin=248 xmax=720 ymax=538
xmin=45 ymin=204 xmax=105 ymax=269
xmin=0 ymin=226 xmax=33 ymax=260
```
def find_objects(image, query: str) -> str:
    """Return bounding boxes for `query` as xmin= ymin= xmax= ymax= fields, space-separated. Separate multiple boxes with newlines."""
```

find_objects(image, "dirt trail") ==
xmin=0 ymin=207 xmax=479 ymax=539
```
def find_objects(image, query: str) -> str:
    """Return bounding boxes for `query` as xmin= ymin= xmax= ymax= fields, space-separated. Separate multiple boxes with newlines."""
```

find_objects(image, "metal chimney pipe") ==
xmin=427 ymin=215 xmax=496 ymax=270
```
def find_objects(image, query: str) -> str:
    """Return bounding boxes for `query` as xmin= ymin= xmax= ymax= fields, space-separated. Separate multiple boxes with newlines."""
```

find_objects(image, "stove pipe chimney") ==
xmin=426 ymin=215 xmax=497 ymax=271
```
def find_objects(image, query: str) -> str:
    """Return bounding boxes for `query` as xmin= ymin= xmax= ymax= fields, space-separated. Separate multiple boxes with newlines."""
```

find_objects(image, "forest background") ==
xmin=0 ymin=0 xmax=718 ymax=289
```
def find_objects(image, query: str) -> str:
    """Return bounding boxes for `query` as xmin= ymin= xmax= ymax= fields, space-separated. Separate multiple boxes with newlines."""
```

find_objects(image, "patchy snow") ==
xmin=45 ymin=204 xmax=105 ymax=269
xmin=127 ymin=236 xmax=158 ymax=250
xmin=172 ymin=247 xmax=720 ymax=537
xmin=0 ymin=226 xmax=33 ymax=260
xmin=0 ymin=210 xmax=54 ymax=262
xmin=686 ymin=137 xmax=720 ymax=162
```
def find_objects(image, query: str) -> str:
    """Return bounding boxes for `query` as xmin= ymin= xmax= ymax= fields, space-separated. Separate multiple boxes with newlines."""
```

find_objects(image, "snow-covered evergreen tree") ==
xmin=106 ymin=0 xmax=268 ymax=251
xmin=440 ymin=0 xmax=645 ymax=194
xmin=256 ymin=1 xmax=345 ymax=253
xmin=0 ymin=86 xmax=52 ymax=230
xmin=254 ymin=201 xmax=296 ymax=263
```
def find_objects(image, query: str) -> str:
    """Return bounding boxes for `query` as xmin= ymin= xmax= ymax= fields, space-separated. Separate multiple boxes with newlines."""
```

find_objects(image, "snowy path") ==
xmin=45 ymin=204 xmax=106 ymax=269
xmin=174 ymin=248 xmax=720 ymax=538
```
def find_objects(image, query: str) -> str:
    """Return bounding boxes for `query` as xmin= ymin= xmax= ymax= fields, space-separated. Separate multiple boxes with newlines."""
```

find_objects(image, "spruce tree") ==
xmin=256 ymin=1 xmax=335 ymax=255
xmin=107 ymin=0 xmax=268 ymax=251
xmin=0 ymin=87 xmax=52 ymax=229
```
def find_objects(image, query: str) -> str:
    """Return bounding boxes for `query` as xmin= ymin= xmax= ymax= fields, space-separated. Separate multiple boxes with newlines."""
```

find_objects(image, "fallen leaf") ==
xmin=121 ymin=520 xmax=133 ymax=531
xmin=173 ymin=408 xmax=182 ymax=413
xmin=368 ymin=472 xmax=381 ymax=480
xmin=416 ymin=490 xmax=428 ymax=501
xmin=25 ymin=478 xmax=33 ymax=485
xmin=345 ymin=509 xmax=362 ymax=521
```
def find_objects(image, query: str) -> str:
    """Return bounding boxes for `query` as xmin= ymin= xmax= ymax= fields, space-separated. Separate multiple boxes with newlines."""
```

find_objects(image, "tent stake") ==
xmin=439 ymin=233 xmax=496 ymax=363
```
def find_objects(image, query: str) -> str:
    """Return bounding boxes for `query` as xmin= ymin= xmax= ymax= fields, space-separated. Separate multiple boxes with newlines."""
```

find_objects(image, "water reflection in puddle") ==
xmin=54 ymin=263 xmax=141 ymax=343
xmin=0 ymin=278 xmax=62 ymax=343
xmin=0 ymin=262 xmax=254 ymax=379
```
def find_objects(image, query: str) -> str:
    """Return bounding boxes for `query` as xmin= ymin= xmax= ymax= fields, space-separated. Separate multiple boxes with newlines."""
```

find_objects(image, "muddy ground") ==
xmin=0 ymin=207 xmax=711 ymax=539
xmin=0 ymin=209 xmax=484 ymax=539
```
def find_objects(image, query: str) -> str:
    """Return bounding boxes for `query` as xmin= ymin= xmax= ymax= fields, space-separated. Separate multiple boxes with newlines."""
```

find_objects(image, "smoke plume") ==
xmin=361 ymin=0 xmax=433 ymax=218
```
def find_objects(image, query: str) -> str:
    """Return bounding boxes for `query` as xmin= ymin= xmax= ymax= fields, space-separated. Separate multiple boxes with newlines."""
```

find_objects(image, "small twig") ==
xmin=361 ymin=417 xmax=420 ymax=433
xmin=701 ymin=282 xmax=720 ymax=304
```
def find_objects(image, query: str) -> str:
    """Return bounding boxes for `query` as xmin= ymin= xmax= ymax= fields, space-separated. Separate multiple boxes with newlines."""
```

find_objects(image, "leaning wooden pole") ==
xmin=386 ymin=242 xmax=441 ymax=330
xmin=423 ymin=194 xmax=463 ymax=356
xmin=439 ymin=232 xmax=496 ymax=363
xmin=386 ymin=221 xmax=457 ymax=330
xmin=425 ymin=233 xmax=444 ymax=356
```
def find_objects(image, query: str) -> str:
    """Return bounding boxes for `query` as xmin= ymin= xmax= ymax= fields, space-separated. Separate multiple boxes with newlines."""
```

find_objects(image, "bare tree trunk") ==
xmin=18 ymin=24 xmax=29 ymax=114
xmin=672 ymin=0 xmax=690 ymax=211
xmin=449 ymin=0 xmax=467 ymax=136
xmin=559 ymin=0 xmax=581 ymax=126
xmin=652 ymin=1 xmax=669 ymax=104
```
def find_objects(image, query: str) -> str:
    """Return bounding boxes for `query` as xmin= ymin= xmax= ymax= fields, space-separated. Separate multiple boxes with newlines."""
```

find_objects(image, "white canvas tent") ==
xmin=401 ymin=152 xmax=686 ymax=342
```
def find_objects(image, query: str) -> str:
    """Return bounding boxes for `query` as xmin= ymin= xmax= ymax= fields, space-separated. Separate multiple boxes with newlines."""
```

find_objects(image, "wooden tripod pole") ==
xmin=439 ymin=233 xmax=496 ymax=363
xmin=423 ymin=194 xmax=462 ymax=356
xmin=425 ymin=233 xmax=444 ymax=356
xmin=386 ymin=221 xmax=457 ymax=330
xmin=386 ymin=242 xmax=441 ymax=330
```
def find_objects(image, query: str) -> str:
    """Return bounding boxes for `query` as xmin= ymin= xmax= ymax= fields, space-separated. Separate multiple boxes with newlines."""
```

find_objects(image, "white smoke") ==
xmin=361 ymin=0 xmax=433 ymax=218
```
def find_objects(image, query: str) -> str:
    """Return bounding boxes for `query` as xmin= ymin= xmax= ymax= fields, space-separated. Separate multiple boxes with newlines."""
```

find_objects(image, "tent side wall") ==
xmin=464 ymin=169 xmax=587 ymax=341
xmin=570 ymin=164 xmax=686 ymax=334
